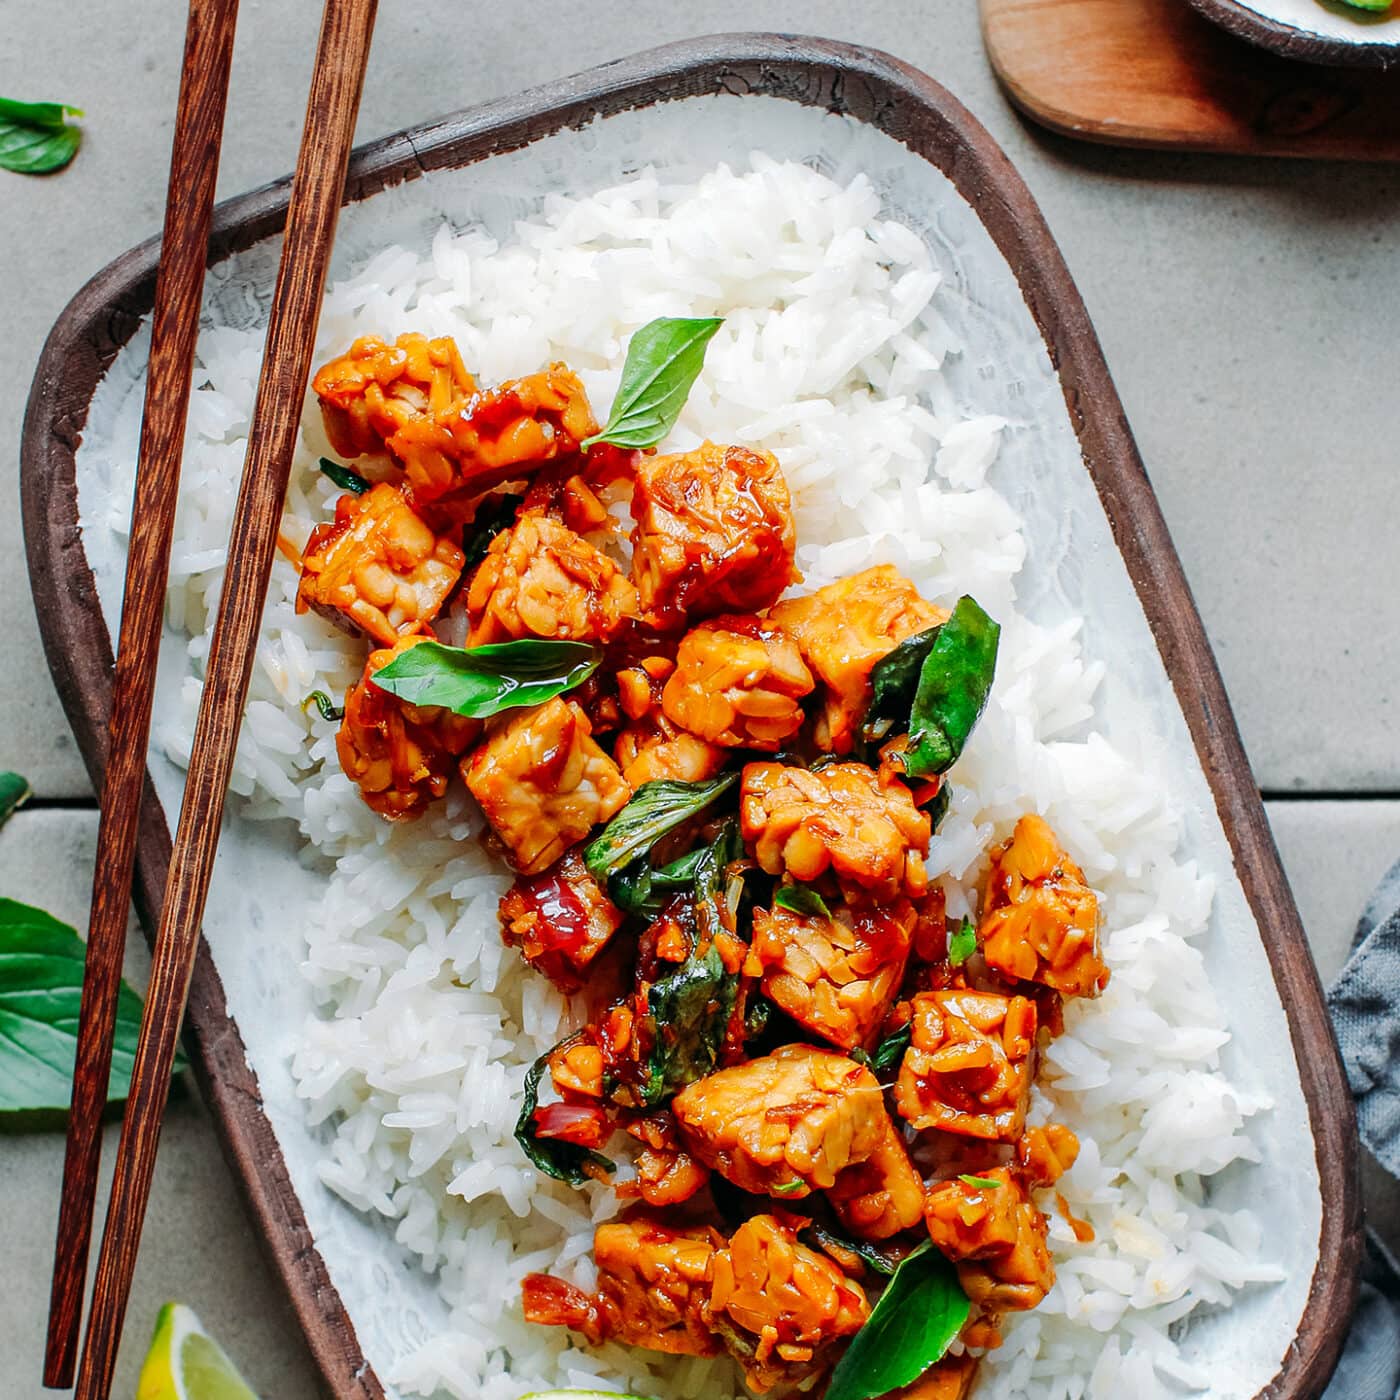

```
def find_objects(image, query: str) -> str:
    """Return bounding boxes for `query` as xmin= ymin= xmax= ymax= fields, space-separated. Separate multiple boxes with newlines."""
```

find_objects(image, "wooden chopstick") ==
xmin=44 ymin=0 xmax=241 ymax=1386
xmin=72 ymin=2 xmax=378 ymax=1395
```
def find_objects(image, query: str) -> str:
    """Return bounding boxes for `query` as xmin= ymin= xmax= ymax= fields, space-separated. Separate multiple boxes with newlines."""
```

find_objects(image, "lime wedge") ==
xmin=137 ymin=1303 xmax=258 ymax=1400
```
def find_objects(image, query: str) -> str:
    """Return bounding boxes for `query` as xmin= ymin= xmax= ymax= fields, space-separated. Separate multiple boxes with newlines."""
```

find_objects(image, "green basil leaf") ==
xmin=860 ymin=625 xmax=943 ymax=753
xmin=824 ymin=1242 xmax=970 ymax=1400
xmin=800 ymin=1224 xmax=902 ymax=1277
xmin=581 ymin=317 xmax=723 ymax=450
xmin=644 ymin=940 xmax=736 ymax=1105
xmin=947 ymin=917 xmax=978 ymax=967
xmin=514 ymin=1038 xmax=614 ymax=1187
xmin=302 ymin=690 xmax=345 ymax=723
xmin=583 ymin=772 xmax=738 ymax=884
xmin=869 ymin=1022 xmax=913 ymax=1074
xmin=0 ymin=898 xmax=184 ymax=1113
xmin=959 ymin=1174 xmax=1002 ymax=1189
xmin=0 ymin=98 xmax=82 ymax=174
xmin=462 ymin=493 xmax=523 ymax=570
xmin=371 ymin=639 xmax=601 ymax=719
xmin=902 ymin=596 xmax=1000 ymax=780
xmin=772 ymin=885 xmax=832 ymax=921
xmin=642 ymin=820 xmax=742 ymax=1104
xmin=0 ymin=772 xmax=32 ymax=831
xmin=318 ymin=457 xmax=370 ymax=494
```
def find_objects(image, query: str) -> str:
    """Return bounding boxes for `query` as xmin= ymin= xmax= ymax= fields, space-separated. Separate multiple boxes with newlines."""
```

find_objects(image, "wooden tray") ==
xmin=982 ymin=0 xmax=1400 ymax=157
xmin=21 ymin=33 xmax=1361 ymax=1399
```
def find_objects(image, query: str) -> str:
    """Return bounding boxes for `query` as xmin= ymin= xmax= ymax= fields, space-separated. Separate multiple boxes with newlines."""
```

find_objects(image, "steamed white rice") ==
xmin=114 ymin=155 xmax=1280 ymax=1398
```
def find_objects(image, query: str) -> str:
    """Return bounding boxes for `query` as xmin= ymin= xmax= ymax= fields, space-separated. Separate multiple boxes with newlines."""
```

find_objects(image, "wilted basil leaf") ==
xmin=801 ymin=1223 xmax=903 ymax=1277
xmin=302 ymin=691 xmax=345 ymax=723
xmin=824 ymin=1242 xmax=970 ymax=1400
xmin=514 ymin=1039 xmax=614 ymax=1186
xmin=642 ymin=820 xmax=742 ymax=1104
xmin=462 ymin=493 xmax=523 ymax=569
xmin=317 ymin=457 xmax=370 ymax=494
xmin=371 ymin=639 xmax=600 ymax=719
xmin=0 ymin=771 xmax=32 ymax=831
xmin=903 ymin=596 xmax=1000 ymax=780
xmin=772 ymin=885 xmax=832 ymax=921
xmin=584 ymin=773 xmax=738 ymax=885
xmin=0 ymin=899 xmax=184 ymax=1112
xmin=644 ymin=940 xmax=735 ymax=1105
xmin=947 ymin=917 xmax=978 ymax=967
xmin=869 ymin=1022 xmax=913 ymax=1074
xmin=582 ymin=317 xmax=723 ymax=450
xmin=0 ymin=96 xmax=82 ymax=174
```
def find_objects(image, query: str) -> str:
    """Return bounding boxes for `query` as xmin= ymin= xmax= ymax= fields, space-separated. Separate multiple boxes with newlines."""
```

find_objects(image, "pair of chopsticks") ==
xmin=45 ymin=1 xmax=378 ymax=1394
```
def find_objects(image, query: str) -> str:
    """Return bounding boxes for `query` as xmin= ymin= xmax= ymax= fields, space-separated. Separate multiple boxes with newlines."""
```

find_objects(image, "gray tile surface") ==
xmin=4 ymin=0 xmax=1399 ymax=793
xmin=3 ymin=0 xmax=1400 ymax=1392
xmin=0 ymin=810 xmax=322 ymax=1398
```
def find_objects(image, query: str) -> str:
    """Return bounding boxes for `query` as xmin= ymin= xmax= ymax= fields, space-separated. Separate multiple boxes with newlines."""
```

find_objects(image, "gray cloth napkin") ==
xmin=1324 ymin=856 xmax=1400 ymax=1399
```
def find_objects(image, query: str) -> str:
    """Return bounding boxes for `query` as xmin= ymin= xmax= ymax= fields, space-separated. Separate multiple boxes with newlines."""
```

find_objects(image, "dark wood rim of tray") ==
xmin=20 ymin=31 xmax=1360 ymax=1400
xmin=1186 ymin=0 xmax=1400 ymax=68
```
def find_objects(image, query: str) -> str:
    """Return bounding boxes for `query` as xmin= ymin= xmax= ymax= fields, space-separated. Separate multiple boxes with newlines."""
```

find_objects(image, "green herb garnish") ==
xmin=641 ymin=821 xmax=742 ymax=1104
xmin=0 ymin=96 xmax=83 ymax=174
xmin=959 ymin=1174 xmax=1003 ymax=1189
xmin=581 ymin=317 xmax=723 ymax=450
xmin=770 ymin=1179 xmax=805 ymax=1196
xmin=317 ymin=457 xmax=370 ymax=494
xmin=0 ymin=772 xmax=32 ymax=831
xmin=302 ymin=691 xmax=345 ymax=723
xmin=824 ymin=1242 xmax=971 ymax=1400
xmin=462 ymin=493 xmax=523 ymax=569
xmin=947 ymin=917 xmax=978 ymax=967
xmin=800 ymin=1224 xmax=903 ymax=1276
xmin=860 ymin=625 xmax=943 ymax=754
xmin=902 ymin=596 xmax=1000 ymax=780
xmin=583 ymin=772 xmax=738 ymax=885
xmin=514 ymin=1039 xmax=615 ymax=1186
xmin=0 ymin=898 xmax=184 ymax=1112
xmin=869 ymin=1023 xmax=913 ymax=1074
xmin=370 ymin=638 xmax=600 ymax=719
xmin=772 ymin=884 xmax=833 ymax=921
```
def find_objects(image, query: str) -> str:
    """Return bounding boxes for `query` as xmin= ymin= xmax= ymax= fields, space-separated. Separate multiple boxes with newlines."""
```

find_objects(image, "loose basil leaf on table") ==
xmin=317 ymin=457 xmax=370 ymax=494
xmin=902 ymin=595 xmax=1000 ymax=781
xmin=0 ymin=96 xmax=83 ymax=174
xmin=462 ymin=492 xmax=524 ymax=569
xmin=824 ymin=1241 xmax=971 ymax=1400
xmin=772 ymin=884 xmax=832 ymax=921
xmin=371 ymin=639 xmax=601 ymax=718
xmin=584 ymin=772 xmax=738 ymax=885
xmin=514 ymin=1039 xmax=614 ymax=1186
xmin=0 ymin=771 xmax=32 ymax=830
xmin=581 ymin=316 xmax=723 ymax=451
xmin=947 ymin=917 xmax=978 ymax=967
xmin=0 ymin=898 xmax=185 ymax=1113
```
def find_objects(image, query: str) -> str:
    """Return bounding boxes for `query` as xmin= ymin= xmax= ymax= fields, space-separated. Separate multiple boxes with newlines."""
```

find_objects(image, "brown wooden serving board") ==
xmin=981 ymin=0 xmax=1400 ymax=158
